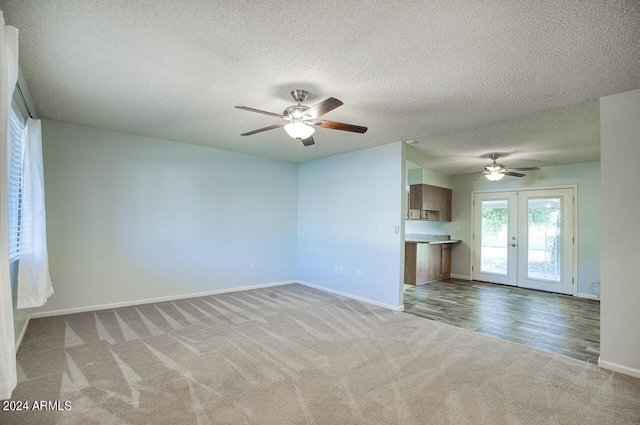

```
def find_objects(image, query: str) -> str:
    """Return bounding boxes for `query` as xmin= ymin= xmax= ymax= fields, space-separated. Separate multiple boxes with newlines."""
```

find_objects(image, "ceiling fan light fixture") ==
xmin=236 ymin=90 xmax=366 ymax=146
xmin=485 ymin=172 xmax=505 ymax=181
xmin=284 ymin=121 xmax=315 ymax=140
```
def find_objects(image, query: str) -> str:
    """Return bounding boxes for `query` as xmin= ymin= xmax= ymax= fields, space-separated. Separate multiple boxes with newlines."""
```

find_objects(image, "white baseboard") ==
xmin=598 ymin=357 xmax=640 ymax=378
xmin=450 ymin=274 xmax=471 ymax=280
xmin=29 ymin=280 xmax=296 ymax=319
xmin=15 ymin=315 xmax=31 ymax=353
xmin=296 ymin=280 xmax=404 ymax=312
xmin=576 ymin=292 xmax=600 ymax=301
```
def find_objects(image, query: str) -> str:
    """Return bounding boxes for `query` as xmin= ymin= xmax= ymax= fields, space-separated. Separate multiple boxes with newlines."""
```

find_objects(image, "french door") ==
xmin=473 ymin=192 xmax=518 ymax=286
xmin=472 ymin=188 xmax=574 ymax=295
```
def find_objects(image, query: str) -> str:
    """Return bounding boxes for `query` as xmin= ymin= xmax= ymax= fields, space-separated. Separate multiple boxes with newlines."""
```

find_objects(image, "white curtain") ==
xmin=0 ymin=11 xmax=19 ymax=401
xmin=17 ymin=118 xmax=53 ymax=309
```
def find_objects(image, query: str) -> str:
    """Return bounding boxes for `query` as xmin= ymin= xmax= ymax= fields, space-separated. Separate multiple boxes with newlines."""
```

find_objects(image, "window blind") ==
xmin=8 ymin=106 xmax=25 ymax=262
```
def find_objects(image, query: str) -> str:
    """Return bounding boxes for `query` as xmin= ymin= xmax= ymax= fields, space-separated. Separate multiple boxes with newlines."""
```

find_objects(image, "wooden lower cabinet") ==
xmin=405 ymin=242 xmax=452 ymax=285
xmin=405 ymin=243 xmax=427 ymax=285
xmin=438 ymin=245 xmax=451 ymax=280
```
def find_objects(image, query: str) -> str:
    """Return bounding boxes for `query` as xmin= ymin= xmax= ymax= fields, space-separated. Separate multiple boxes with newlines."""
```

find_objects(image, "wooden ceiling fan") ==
xmin=235 ymin=89 xmax=367 ymax=146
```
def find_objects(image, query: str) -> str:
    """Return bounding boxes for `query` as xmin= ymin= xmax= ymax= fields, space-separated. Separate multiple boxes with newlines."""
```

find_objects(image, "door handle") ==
xmin=511 ymin=244 xmax=516 ymax=247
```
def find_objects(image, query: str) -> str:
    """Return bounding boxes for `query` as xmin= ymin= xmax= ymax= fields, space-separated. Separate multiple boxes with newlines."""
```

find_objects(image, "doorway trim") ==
xmin=470 ymin=184 xmax=578 ymax=296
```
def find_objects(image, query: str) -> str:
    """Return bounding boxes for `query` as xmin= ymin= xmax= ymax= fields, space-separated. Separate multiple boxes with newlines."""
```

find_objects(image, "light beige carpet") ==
xmin=1 ymin=284 xmax=638 ymax=424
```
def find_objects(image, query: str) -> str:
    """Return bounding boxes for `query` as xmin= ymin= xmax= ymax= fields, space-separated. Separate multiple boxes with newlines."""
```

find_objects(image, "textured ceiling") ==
xmin=1 ymin=0 xmax=638 ymax=173
xmin=406 ymin=99 xmax=601 ymax=175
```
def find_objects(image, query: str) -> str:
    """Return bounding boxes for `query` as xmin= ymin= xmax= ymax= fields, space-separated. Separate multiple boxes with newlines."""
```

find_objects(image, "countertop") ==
xmin=405 ymin=239 xmax=461 ymax=244
xmin=404 ymin=234 xmax=460 ymax=244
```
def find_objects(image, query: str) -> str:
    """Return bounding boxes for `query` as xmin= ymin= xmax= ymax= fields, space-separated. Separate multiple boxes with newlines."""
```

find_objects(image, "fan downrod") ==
xmin=290 ymin=89 xmax=309 ymax=104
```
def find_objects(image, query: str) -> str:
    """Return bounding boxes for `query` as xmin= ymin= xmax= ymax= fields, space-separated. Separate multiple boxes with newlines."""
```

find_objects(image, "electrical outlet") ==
xmin=357 ymin=270 xmax=362 ymax=278
xmin=394 ymin=225 xmax=399 ymax=234
xmin=249 ymin=262 xmax=255 ymax=270
xmin=339 ymin=266 xmax=344 ymax=274
xmin=334 ymin=266 xmax=339 ymax=274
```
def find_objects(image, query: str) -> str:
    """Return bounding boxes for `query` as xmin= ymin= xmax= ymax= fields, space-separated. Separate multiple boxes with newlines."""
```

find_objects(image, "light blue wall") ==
xmin=14 ymin=118 xmax=601 ymax=327
xmin=30 ymin=120 xmax=299 ymax=314
xmin=407 ymin=166 xmax=454 ymax=189
xmin=407 ymin=168 xmax=422 ymax=186
xmin=296 ymin=142 xmax=404 ymax=309
xmin=450 ymin=161 xmax=601 ymax=296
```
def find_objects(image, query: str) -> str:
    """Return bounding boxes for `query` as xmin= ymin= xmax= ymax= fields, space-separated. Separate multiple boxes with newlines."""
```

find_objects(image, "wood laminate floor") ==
xmin=403 ymin=278 xmax=601 ymax=364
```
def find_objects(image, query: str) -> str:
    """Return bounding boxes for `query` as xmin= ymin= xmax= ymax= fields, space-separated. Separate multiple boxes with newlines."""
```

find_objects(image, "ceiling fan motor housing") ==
xmin=290 ymin=89 xmax=309 ymax=103
xmin=286 ymin=90 xmax=311 ymax=119
xmin=284 ymin=105 xmax=310 ymax=120
xmin=486 ymin=154 xmax=506 ymax=172
xmin=485 ymin=163 xmax=506 ymax=172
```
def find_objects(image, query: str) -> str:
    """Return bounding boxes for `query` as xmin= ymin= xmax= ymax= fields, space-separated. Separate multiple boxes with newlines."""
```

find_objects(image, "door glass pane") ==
xmin=527 ymin=197 xmax=561 ymax=281
xmin=480 ymin=200 xmax=508 ymax=275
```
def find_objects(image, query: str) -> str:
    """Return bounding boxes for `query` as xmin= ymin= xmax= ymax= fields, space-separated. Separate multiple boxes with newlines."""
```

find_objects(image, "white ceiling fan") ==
xmin=477 ymin=154 xmax=540 ymax=181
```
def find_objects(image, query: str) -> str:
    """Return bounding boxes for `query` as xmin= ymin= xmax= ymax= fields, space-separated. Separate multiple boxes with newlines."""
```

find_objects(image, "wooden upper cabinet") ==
xmin=439 ymin=188 xmax=452 ymax=222
xmin=406 ymin=192 xmax=421 ymax=220
xmin=424 ymin=185 xmax=439 ymax=211
xmin=410 ymin=184 xmax=437 ymax=210
xmin=408 ymin=184 xmax=452 ymax=221
xmin=409 ymin=185 xmax=422 ymax=211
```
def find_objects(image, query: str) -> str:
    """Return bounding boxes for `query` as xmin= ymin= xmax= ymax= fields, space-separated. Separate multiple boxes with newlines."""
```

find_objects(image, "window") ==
xmin=8 ymin=105 xmax=25 ymax=262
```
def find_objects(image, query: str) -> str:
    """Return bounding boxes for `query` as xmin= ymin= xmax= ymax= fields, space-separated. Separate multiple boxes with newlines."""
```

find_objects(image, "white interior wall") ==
xmin=599 ymin=89 xmax=640 ymax=378
xmin=449 ymin=162 xmax=601 ymax=297
xmin=27 ymin=120 xmax=299 ymax=316
xmin=297 ymin=142 xmax=405 ymax=309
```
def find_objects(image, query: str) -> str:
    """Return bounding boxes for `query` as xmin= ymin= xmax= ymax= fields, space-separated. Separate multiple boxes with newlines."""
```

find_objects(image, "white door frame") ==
xmin=470 ymin=184 xmax=578 ymax=296
xmin=472 ymin=191 xmax=518 ymax=286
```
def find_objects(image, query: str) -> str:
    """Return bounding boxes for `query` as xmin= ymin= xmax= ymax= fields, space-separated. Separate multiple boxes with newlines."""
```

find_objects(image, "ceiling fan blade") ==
xmin=235 ymin=106 xmax=288 ymax=119
xmin=312 ymin=120 xmax=368 ymax=133
xmin=240 ymin=122 xmax=286 ymax=136
xmin=301 ymin=136 xmax=315 ymax=146
xmin=305 ymin=97 xmax=343 ymax=118
xmin=503 ymin=171 xmax=526 ymax=177
xmin=507 ymin=167 xmax=540 ymax=171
